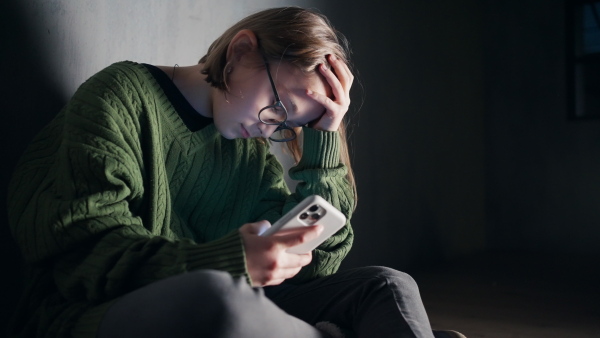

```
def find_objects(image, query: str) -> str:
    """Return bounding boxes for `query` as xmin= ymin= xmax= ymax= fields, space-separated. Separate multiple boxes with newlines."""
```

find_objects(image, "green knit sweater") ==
xmin=7 ymin=61 xmax=354 ymax=338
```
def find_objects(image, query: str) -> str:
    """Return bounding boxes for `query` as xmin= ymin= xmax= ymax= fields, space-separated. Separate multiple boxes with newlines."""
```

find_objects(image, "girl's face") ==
xmin=211 ymin=60 xmax=331 ymax=140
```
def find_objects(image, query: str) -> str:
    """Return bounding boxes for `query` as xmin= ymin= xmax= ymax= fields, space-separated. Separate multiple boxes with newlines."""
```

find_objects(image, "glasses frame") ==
xmin=258 ymin=54 xmax=297 ymax=142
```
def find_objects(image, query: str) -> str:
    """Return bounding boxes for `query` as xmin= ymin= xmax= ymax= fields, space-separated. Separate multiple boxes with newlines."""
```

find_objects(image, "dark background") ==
xmin=2 ymin=0 xmax=599 ymax=333
xmin=320 ymin=0 xmax=600 ymax=268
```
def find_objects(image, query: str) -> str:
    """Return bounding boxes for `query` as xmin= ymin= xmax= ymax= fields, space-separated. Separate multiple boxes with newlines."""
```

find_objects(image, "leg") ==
xmin=264 ymin=266 xmax=435 ymax=338
xmin=97 ymin=270 xmax=326 ymax=338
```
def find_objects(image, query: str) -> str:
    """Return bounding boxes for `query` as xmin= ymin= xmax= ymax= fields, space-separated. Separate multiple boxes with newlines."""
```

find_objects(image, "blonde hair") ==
xmin=199 ymin=7 xmax=357 ymax=208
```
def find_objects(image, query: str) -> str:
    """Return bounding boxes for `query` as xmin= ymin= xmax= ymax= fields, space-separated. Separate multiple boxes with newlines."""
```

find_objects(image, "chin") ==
xmin=214 ymin=124 xmax=234 ymax=140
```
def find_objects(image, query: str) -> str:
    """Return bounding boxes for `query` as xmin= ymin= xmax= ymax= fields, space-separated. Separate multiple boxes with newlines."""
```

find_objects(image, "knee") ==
xmin=150 ymin=270 xmax=254 ymax=329
xmin=177 ymin=271 xmax=264 ymax=332
xmin=99 ymin=270 xmax=251 ymax=337
xmin=171 ymin=270 xmax=250 ymax=315
xmin=183 ymin=272 xmax=273 ymax=337
xmin=359 ymin=266 xmax=416 ymax=283
xmin=360 ymin=266 xmax=420 ymax=295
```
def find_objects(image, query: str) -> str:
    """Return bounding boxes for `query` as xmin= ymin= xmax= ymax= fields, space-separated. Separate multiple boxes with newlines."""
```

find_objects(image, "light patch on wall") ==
xmin=18 ymin=0 xmax=316 ymax=99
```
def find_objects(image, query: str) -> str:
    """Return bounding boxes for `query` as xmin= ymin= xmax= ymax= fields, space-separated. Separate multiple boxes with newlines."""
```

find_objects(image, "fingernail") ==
xmin=331 ymin=55 xmax=337 ymax=60
xmin=307 ymin=89 xmax=313 ymax=95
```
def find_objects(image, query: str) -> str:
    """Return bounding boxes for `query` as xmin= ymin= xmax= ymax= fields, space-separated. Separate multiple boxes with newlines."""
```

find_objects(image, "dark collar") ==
xmin=143 ymin=63 xmax=213 ymax=132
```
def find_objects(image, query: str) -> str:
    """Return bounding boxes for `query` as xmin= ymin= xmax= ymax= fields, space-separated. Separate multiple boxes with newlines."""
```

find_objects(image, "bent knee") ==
xmin=99 ymin=270 xmax=251 ymax=337
xmin=170 ymin=270 xmax=250 ymax=312
xmin=360 ymin=266 xmax=419 ymax=293
xmin=361 ymin=266 xmax=416 ymax=282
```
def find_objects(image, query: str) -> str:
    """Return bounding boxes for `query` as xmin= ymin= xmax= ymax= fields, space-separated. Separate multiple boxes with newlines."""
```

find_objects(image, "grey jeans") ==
xmin=97 ymin=267 xmax=434 ymax=338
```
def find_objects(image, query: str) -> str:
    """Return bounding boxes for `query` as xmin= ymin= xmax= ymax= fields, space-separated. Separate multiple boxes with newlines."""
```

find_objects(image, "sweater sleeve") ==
xmin=251 ymin=127 xmax=355 ymax=283
xmin=7 ymin=62 xmax=249 ymax=303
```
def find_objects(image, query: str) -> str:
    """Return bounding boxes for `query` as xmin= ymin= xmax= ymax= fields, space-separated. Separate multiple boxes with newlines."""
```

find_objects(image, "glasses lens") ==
xmin=270 ymin=128 xmax=296 ymax=142
xmin=259 ymin=105 xmax=287 ymax=124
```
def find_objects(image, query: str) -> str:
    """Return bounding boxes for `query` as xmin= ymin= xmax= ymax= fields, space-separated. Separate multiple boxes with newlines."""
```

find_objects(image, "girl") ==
xmin=7 ymin=6 xmax=463 ymax=338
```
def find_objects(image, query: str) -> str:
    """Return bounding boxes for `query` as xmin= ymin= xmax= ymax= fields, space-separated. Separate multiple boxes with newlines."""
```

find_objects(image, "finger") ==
xmin=306 ymin=89 xmax=336 ymax=112
xmin=327 ymin=55 xmax=354 ymax=90
xmin=277 ymin=253 xmax=312 ymax=275
xmin=241 ymin=220 xmax=271 ymax=235
xmin=273 ymin=251 xmax=312 ymax=273
xmin=319 ymin=63 xmax=345 ymax=102
xmin=263 ymin=265 xmax=304 ymax=286
xmin=275 ymin=225 xmax=323 ymax=248
xmin=293 ymin=251 xmax=313 ymax=267
xmin=257 ymin=252 xmax=310 ymax=286
xmin=319 ymin=65 xmax=351 ymax=113
xmin=276 ymin=225 xmax=322 ymax=243
xmin=327 ymin=55 xmax=352 ymax=85
xmin=306 ymin=92 xmax=344 ymax=132
xmin=271 ymin=226 xmax=316 ymax=237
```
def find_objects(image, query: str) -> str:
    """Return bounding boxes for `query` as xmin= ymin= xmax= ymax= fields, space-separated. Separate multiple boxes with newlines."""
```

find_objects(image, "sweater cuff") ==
xmin=182 ymin=230 xmax=249 ymax=282
xmin=298 ymin=127 xmax=341 ymax=169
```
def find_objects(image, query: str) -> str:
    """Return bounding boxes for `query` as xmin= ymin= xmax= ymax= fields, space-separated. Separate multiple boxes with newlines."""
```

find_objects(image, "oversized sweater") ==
xmin=7 ymin=61 xmax=354 ymax=338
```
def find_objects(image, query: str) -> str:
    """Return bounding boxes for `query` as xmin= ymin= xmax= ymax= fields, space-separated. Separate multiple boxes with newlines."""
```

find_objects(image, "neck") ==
xmin=159 ymin=64 xmax=215 ymax=118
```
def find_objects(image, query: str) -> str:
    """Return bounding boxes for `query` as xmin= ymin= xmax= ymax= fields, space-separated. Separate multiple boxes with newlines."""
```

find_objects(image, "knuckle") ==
xmin=257 ymin=276 xmax=268 ymax=285
xmin=296 ymin=235 xmax=307 ymax=245
xmin=269 ymin=259 xmax=279 ymax=270
xmin=264 ymin=269 xmax=276 ymax=282
xmin=264 ymin=240 xmax=276 ymax=251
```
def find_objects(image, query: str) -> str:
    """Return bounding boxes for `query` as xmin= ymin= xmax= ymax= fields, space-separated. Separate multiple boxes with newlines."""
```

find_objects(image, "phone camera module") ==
xmin=309 ymin=205 xmax=319 ymax=212
xmin=300 ymin=213 xmax=309 ymax=220
xmin=310 ymin=213 xmax=321 ymax=220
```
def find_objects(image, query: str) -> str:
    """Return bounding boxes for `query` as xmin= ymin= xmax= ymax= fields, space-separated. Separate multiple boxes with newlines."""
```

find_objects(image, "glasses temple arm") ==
xmin=261 ymin=54 xmax=282 ymax=102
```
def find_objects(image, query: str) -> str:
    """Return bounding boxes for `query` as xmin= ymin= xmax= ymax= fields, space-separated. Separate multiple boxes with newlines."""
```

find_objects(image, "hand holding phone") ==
xmin=240 ymin=221 xmax=316 ymax=286
xmin=260 ymin=195 xmax=346 ymax=254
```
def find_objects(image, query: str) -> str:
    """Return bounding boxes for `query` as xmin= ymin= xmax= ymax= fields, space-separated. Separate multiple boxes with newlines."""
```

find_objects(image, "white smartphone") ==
xmin=259 ymin=195 xmax=346 ymax=254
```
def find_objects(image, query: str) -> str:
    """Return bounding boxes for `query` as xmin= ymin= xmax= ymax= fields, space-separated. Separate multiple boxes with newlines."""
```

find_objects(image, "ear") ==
xmin=226 ymin=29 xmax=259 ymax=64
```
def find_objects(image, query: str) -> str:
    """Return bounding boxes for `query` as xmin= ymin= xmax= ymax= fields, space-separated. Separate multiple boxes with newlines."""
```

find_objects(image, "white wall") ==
xmin=18 ymin=0 xmax=316 ymax=100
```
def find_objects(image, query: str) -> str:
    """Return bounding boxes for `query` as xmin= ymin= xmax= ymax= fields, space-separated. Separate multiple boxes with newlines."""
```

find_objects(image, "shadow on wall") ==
xmin=1 ymin=0 xmax=66 ymax=332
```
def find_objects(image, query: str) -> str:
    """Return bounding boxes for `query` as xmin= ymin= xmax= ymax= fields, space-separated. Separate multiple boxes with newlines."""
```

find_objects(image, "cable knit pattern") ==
xmin=6 ymin=61 xmax=354 ymax=338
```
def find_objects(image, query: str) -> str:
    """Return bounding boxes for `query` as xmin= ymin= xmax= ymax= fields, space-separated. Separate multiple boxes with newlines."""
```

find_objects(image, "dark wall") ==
xmin=321 ymin=0 xmax=487 ymax=270
xmin=484 ymin=0 xmax=600 ymax=256
xmin=1 ymin=1 xmax=65 ymax=332
xmin=322 ymin=0 xmax=600 ymax=270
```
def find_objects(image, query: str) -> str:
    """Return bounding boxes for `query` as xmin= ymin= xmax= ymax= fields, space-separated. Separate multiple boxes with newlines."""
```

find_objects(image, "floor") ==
xmin=410 ymin=251 xmax=600 ymax=338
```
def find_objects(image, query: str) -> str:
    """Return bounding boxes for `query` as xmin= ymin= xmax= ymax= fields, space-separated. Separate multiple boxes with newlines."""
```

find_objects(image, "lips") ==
xmin=241 ymin=125 xmax=250 ymax=138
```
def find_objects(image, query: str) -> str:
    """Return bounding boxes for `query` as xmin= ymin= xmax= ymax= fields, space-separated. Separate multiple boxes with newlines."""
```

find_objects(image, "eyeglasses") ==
xmin=258 ymin=54 xmax=297 ymax=142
